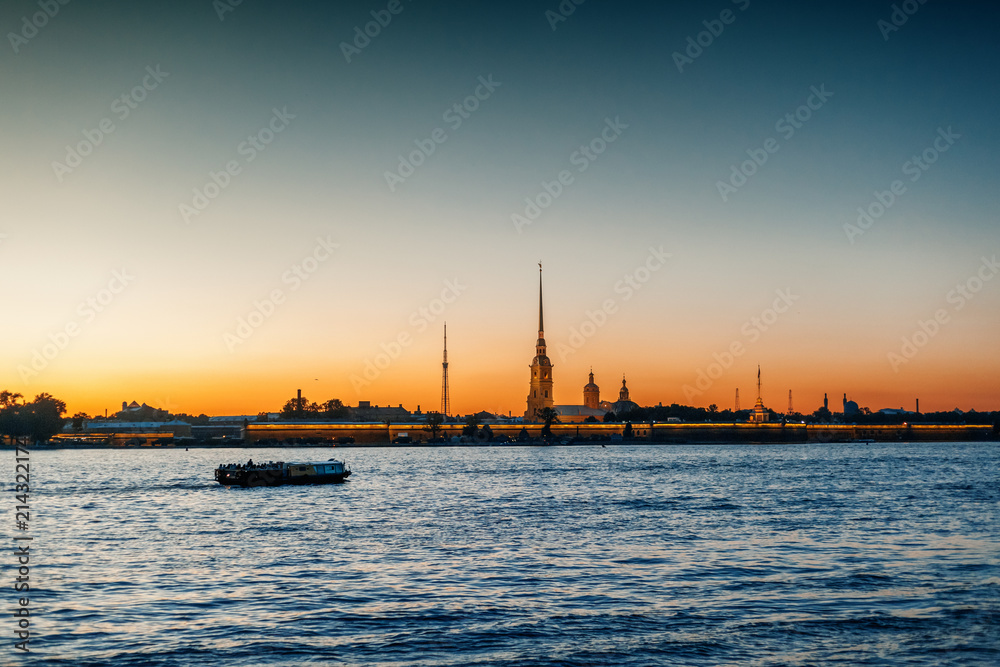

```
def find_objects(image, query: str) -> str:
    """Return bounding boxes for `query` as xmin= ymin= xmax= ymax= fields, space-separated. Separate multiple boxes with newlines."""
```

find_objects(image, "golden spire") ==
xmin=538 ymin=261 xmax=544 ymax=337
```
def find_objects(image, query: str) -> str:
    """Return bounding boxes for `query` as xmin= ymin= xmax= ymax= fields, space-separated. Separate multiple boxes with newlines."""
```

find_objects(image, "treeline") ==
xmin=278 ymin=396 xmax=350 ymax=420
xmin=605 ymin=404 xmax=758 ymax=423
xmin=604 ymin=404 xmax=1000 ymax=426
xmin=0 ymin=391 xmax=67 ymax=444
xmin=844 ymin=409 xmax=1000 ymax=426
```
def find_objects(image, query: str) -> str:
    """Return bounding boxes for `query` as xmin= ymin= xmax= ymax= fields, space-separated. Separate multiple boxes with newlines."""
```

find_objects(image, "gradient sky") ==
xmin=2 ymin=0 xmax=998 ymax=417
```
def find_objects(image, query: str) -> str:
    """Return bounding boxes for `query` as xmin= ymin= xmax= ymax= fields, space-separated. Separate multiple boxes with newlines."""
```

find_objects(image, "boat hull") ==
xmin=215 ymin=462 xmax=351 ymax=488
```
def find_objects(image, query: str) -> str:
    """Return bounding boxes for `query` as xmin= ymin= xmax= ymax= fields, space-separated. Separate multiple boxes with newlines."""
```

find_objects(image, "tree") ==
xmin=535 ymin=407 xmax=559 ymax=424
xmin=320 ymin=399 xmax=349 ymax=420
xmin=71 ymin=412 xmax=90 ymax=432
xmin=811 ymin=406 xmax=833 ymax=423
xmin=462 ymin=414 xmax=481 ymax=438
xmin=280 ymin=395 xmax=315 ymax=420
xmin=0 ymin=392 xmax=26 ymax=444
xmin=1 ymin=391 xmax=24 ymax=408
xmin=584 ymin=415 xmax=599 ymax=423
xmin=174 ymin=413 xmax=211 ymax=426
xmin=623 ymin=421 xmax=634 ymax=439
xmin=708 ymin=404 xmax=718 ymax=414
xmin=423 ymin=412 xmax=445 ymax=439
xmin=536 ymin=407 xmax=559 ymax=439
xmin=0 ymin=392 xmax=66 ymax=445
xmin=26 ymin=393 xmax=67 ymax=442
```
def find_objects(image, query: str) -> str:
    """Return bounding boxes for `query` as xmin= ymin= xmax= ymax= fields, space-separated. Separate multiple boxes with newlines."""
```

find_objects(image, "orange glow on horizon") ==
xmin=28 ymin=353 xmax=1000 ymax=419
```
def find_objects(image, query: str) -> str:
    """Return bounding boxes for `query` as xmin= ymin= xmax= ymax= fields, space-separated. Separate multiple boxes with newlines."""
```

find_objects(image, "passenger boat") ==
xmin=214 ymin=458 xmax=351 ymax=487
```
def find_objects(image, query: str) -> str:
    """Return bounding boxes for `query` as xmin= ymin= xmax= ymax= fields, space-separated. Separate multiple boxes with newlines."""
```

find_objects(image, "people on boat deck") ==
xmin=216 ymin=460 xmax=293 ymax=474
xmin=219 ymin=460 xmax=287 ymax=470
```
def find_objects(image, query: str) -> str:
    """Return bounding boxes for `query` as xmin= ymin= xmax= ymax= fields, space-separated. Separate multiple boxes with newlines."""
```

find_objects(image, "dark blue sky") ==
xmin=3 ymin=0 xmax=999 ymax=413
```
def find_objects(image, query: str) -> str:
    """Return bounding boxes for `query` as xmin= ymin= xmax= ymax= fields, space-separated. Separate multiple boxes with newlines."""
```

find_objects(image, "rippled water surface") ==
xmin=12 ymin=442 xmax=1000 ymax=665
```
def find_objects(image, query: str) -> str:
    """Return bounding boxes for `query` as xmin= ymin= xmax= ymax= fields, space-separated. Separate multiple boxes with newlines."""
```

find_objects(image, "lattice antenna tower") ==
xmin=788 ymin=390 xmax=793 ymax=414
xmin=441 ymin=323 xmax=450 ymax=416
xmin=734 ymin=388 xmax=741 ymax=412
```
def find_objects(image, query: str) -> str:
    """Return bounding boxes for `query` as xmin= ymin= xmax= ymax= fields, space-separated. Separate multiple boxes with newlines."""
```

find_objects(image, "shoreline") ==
xmin=3 ymin=438 xmax=996 ymax=451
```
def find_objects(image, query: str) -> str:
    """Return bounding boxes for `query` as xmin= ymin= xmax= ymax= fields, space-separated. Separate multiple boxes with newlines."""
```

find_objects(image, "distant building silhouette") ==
xmin=583 ymin=369 xmax=600 ymax=409
xmin=610 ymin=375 xmax=639 ymax=415
xmin=525 ymin=263 xmax=554 ymax=420
xmin=749 ymin=366 xmax=769 ymax=423
xmin=351 ymin=401 xmax=410 ymax=422
xmin=441 ymin=323 xmax=450 ymax=416
xmin=555 ymin=369 xmax=608 ymax=422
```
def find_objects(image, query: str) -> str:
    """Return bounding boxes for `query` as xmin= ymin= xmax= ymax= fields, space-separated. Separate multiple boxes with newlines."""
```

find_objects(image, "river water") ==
xmin=10 ymin=442 xmax=1000 ymax=665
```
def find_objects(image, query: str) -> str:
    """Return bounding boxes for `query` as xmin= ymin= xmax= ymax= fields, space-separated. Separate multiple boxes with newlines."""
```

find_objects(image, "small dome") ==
xmin=611 ymin=400 xmax=639 ymax=415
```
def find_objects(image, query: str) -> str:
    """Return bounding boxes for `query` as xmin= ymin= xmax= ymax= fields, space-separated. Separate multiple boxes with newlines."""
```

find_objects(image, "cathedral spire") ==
xmin=526 ymin=262 xmax=554 ymax=419
xmin=538 ymin=262 xmax=544 ymax=337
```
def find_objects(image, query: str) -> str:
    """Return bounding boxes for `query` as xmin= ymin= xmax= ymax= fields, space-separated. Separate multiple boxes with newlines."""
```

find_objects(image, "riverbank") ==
xmin=5 ymin=421 xmax=995 ymax=449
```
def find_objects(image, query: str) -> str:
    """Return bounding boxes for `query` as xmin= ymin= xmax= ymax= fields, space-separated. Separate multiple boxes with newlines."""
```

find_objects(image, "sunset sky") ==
xmin=3 ymin=0 xmax=998 ymax=417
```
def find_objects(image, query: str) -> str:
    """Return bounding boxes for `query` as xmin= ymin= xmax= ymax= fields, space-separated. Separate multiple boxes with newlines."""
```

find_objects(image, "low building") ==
xmin=350 ymin=401 xmax=411 ymax=422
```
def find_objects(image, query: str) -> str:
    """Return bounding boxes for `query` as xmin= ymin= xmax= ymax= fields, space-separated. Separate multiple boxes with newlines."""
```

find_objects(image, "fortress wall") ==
xmin=243 ymin=422 xmax=993 ymax=444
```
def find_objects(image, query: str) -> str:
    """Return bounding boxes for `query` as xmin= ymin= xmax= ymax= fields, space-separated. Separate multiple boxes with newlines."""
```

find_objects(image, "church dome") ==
xmin=611 ymin=400 xmax=639 ymax=415
xmin=610 ymin=375 xmax=638 ymax=414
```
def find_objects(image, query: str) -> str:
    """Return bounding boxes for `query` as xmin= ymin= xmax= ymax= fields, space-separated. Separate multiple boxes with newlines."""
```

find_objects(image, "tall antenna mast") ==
xmin=735 ymin=388 xmax=741 ymax=412
xmin=441 ymin=322 xmax=450 ymax=416
xmin=788 ymin=389 xmax=793 ymax=414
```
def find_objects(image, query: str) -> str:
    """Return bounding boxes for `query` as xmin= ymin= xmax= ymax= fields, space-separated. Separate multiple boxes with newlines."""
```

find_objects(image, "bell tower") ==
xmin=583 ymin=369 xmax=600 ymax=409
xmin=525 ymin=263 xmax=554 ymax=420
